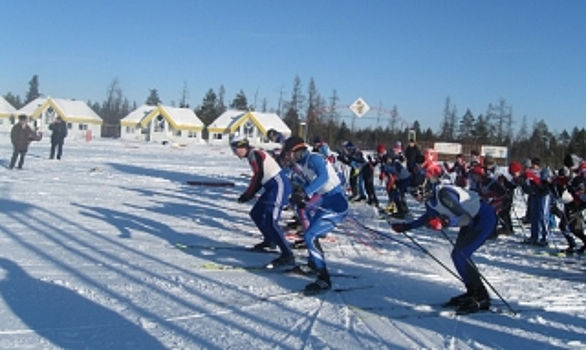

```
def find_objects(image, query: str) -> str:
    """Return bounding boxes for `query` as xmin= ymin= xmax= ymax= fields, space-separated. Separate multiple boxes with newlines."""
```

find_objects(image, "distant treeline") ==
xmin=4 ymin=75 xmax=585 ymax=168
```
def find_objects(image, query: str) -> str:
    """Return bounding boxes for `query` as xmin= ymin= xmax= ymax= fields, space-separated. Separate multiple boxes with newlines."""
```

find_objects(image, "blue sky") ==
xmin=2 ymin=0 xmax=585 ymax=133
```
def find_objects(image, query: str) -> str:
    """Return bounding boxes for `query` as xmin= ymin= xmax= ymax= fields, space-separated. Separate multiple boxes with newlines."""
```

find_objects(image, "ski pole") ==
xmin=347 ymin=215 xmax=420 ymax=251
xmin=438 ymin=229 xmax=516 ymax=314
xmin=394 ymin=227 xmax=464 ymax=283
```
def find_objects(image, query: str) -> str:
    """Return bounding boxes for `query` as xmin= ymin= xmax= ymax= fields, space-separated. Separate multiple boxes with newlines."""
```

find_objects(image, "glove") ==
xmin=391 ymin=223 xmax=408 ymax=233
xmin=238 ymin=192 xmax=253 ymax=203
xmin=439 ymin=215 xmax=451 ymax=227
xmin=289 ymin=191 xmax=308 ymax=209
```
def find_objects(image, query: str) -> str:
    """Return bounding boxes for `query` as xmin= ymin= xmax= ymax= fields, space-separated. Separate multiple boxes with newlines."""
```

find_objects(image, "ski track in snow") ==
xmin=1 ymin=137 xmax=585 ymax=349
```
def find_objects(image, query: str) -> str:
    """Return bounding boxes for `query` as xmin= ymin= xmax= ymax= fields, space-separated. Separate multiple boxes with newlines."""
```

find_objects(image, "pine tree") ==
xmin=3 ymin=92 xmax=23 ymax=109
xmin=230 ymin=90 xmax=248 ymax=110
xmin=145 ymin=89 xmax=161 ymax=106
xmin=458 ymin=109 xmax=476 ymax=143
xmin=25 ymin=75 xmax=41 ymax=104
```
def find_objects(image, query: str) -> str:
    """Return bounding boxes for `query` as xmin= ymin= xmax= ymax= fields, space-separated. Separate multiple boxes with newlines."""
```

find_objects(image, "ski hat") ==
xmin=579 ymin=162 xmax=586 ymax=174
xmin=18 ymin=114 xmax=27 ymax=121
xmin=283 ymin=135 xmax=306 ymax=153
xmin=509 ymin=162 xmax=522 ymax=174
xmin=342 ymin=141 xmax=354 ymax=150
xmin=230 ymin=134 xmax=249 ymax=148
xmin=392 ymin=141 xmax=402 ymax=154
xmin=312 ymin=135 xmax=322 ymax=144
xmin=563 ymin=153 xmax=583 ymax=170
xmin=376 ymin=144 xmax=386 ymax=154
xmin=425 ymin=163 xmax=443 ymax=179
xmin=484 ymin=155 xmax=496 ymax=168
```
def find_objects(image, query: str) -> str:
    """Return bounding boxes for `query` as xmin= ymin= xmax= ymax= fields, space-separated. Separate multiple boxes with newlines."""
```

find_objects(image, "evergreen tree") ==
xmin=411 ymin=120 xmax=422 ymax=140
xmin=25 ymin=75 xmax=41 ymax=104
xmin=458 ymin=108 xmax=476 ymax=143
xmin=474 ymin=114 xmax=490 ymax=144
xmin=3 ymin=92 xmax=23 ymax=109
xmin=230 ymin=90 xmax=248 ymax=110
xmin=195 ymin=89 xmax=219 ymax=127
xmin=145 ymin=89 xmax=161 ymax=106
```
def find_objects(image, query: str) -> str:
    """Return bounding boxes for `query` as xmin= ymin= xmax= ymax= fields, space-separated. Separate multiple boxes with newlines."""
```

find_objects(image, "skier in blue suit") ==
xmin=282 ymin=136 xmax=348 ymax=293
xmin=392 ymin=167 xmax=497 ymax=314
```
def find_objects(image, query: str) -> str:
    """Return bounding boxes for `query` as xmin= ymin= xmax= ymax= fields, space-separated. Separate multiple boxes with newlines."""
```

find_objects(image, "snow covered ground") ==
xmin=0 ymin=135 xmax=585 ymax=349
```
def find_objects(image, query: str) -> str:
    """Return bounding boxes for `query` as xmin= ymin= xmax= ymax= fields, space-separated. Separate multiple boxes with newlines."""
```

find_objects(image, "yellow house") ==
xmin=207 ymin=110 xmax=290 ymax=145
xmin=0 ymin=96 xmax=17 ymax=132
xmin=120 ymin=104 xmax=204 ymax=144
xmin=17 ymin=97 xmax=102 ymax=139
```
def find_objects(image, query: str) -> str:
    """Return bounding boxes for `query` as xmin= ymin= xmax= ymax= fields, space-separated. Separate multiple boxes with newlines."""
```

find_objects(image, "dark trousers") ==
xmin=451 ymin=202 xmax=496 ymax=294
xmin=50 ymin=142 xmax=63 ymax=159
xmin=9 ymin=150 xmax=27 ymax=169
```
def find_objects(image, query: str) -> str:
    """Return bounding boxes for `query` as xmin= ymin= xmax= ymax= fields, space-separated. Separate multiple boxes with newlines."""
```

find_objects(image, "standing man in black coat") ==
xmin=49 ymin=116 xmax=68 ymax=160
xmin=9 ymin=114 xmax=38 ymax=169
xmin=404 ymin=138 xmax=422 ymax=175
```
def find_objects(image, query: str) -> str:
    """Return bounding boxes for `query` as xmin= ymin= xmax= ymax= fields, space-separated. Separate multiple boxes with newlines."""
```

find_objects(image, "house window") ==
xmin=175 ymin=129 xmax=181 ymax=136
xmin=188 ymin=131 xmax=197 ymax=138
xmin=126 ymin=126 xmax=134 ymax=133
xmin=154 ymin=115 xmax=165 ymax=132
xmin=78 ymin=124 xmax=88 ymax=131
xmin=213 ymin=133 xmax=222 ymax=140
xmin=45 ymin=108 xmax=56 ymax=125
xmin=243 ymin=120 xmax=254 ymax=138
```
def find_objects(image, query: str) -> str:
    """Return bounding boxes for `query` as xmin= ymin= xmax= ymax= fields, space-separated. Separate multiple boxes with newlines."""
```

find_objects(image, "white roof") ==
xmin=160 ymin=105 xmax=204 ymax=127
xmin=17 ymin=97 xmax=102 ymax=122
xmin=209 ymin=109 xmax=290 ymax=135
xmin=121 ymin=105 xmax=153 ymax=124
xmin=17 ymin=97 xmax=46 ymax=116
xmin=121 ymin=104 xmax=204 ymax=127
xmin=252 ymin=111 xmax=291 ymax=134
xmin=0 ymin=96 xmax=17 ymax=116
xmin=51 ymin=98 xmax=102 ymax=122
xmin=208 ymin=109 xmax=246 ymax=129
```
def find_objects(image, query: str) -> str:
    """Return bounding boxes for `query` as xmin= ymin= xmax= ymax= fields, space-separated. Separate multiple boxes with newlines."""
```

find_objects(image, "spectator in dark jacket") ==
xmin=9 ymin=114 xmax=38 ymax=169
xmin=404 ymin=138 xmax=422 ymax=174
xmin=49 ymin=116 xmax=68 ymax=160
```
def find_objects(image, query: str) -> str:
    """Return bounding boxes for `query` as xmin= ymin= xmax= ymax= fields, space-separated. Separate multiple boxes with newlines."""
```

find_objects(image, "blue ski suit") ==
xmin=405 ymin=184 xmax=497 ymax=293
xmin=292 ymin=150 xmax=348 ymax=270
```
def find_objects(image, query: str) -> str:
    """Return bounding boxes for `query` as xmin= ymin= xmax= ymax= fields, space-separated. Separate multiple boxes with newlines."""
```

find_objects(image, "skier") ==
xmin=281 ymin=136 xmax=348 ymax=293
xmin=511 ymin=157 xmax=552 ymax=246
xmin=230 ymin=135 xmax=294 ymax=268
xmin=554 ymin=163 xmax=586 ymax=254
xmin=337 ymin=141 xmax=367 ymax=201
xmin=392 ymin=166 xmax=497 ymax=314
xmin=469 ymin=164 xmax=511 ymax=238
xmin=444 ymin=153 xmax=469 ymax=188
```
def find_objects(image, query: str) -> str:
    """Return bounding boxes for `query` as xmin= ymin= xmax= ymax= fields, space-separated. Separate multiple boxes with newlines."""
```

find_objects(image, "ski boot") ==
xmin=304 ymin=269 xmax=331 ymax=295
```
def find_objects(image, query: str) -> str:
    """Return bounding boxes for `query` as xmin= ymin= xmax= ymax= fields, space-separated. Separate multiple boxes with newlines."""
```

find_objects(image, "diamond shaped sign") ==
xmin=349 ymin=97 xmax=370 ymax=118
